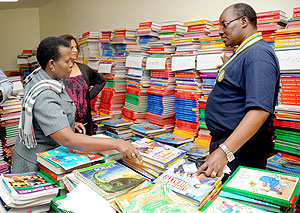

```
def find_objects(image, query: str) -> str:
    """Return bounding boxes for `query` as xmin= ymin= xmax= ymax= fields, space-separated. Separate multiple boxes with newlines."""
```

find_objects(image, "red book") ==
xmin=187 ymin=25 xmax=208 ymax=32
xmin=160 ymin=25 xmax=185 ymax=32
xmin=257 ymin=15 xmax=286 ymax=22
xmin=256 ymin=10 xmax=285 ymax=18
xmin=294 ymin=7 xmax=300 ymax=14
xmin=101 ymin=31 xmax=112 ymax=38
xmin=150 ymin=48 xmax=165 ymax=52
xmin=294 ymin=13 xmax=300 ymax=18
xmin=114 ymin=31 xmax=126 ymax=37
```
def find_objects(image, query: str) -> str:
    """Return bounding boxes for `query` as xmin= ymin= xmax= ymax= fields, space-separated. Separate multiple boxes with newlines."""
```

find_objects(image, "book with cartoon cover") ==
xmin=115 ymin=183 xmax=199 ymax=213
xmin=130 ymin=122 xmax=166 ymax=134
xmin=153 ymin=132 xmax=194 ymax=145
xmin=267 ymin=154 xmax=300 ymax=176
xmin=178 ymin=142 xmax=209 ymax=157
xmin=132 ymin=138 xmax=186 ymax=168
xmin=222 ymin=166 xmax=300 ymax=208
xmin=154 ymin=159 xmax=223 ymax=206
xmin=73 ymin=161 xmax=148 ymax=199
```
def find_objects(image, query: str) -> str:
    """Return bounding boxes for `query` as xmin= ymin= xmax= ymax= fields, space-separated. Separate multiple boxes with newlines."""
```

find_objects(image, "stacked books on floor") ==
xmin=154 ymin=158 xmax=223 ymax=209
xmin=0 ymin=171 xmax=59 ymax=212
xmin=101 ymin=118 xmax=133 ymax=140
xmin=121 ymin=138 xmax=186 ymax=180
xmin=210 ymin=166 xmax=300 ymax=212
xmin=130 ymin=122 xmax=166 ymax=139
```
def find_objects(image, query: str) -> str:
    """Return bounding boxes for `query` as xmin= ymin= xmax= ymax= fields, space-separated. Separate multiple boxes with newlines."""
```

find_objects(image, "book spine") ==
xmin=256 ymin=10 xmax=283 ymax=18
xmin=257 ymin=15 xmax=285 ymax=22
xmin=187 ymin=25 xmax=207 ymax=32
xmin=294 ymin=7 xmax=300 ymax=13
xmin=294 ymin=13 xmax=300 ymax=18
xmin=139 ymin=22 xmax=153 ymax=28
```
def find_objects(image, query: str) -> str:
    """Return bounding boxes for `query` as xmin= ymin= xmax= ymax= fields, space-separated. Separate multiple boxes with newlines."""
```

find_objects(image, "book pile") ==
xmin=101 ymin=118 xmax=133 ymax=140
xmin=154 ymin=158 xmax=223 ymax=209
xmin=274 ymin=28 xmax=300 ymax=48
xmin=267 ymin=152 xmax=300 ymax=176
xmin=122 ymin=138 xmax=186 ymax=180
xmin=78 ymin=31 xmax=100 ymax=59
xmin=0 ymin=171 xmax=59 ymax=212
xmin=208 ymin=20 xmax=220 ymax=37
xmin=130 ymin=122 xmax=166 ymax=139
xmin=217 ymin=166 xmax=300 ymax=212
xmin=183 ymin=19 xmax=212 ymax=41
xmin=159 ymin=21 xmax=185 ymax=42
xmin=286 ymin=7 xmax=300 ymax=29
xmin=256 ymin=10 xmax=288 ymax=45
xmin=92 ymin=113 xmax=111 ymax=134
xmin=72 ymin=161 xmax=148 ymax=200
xmin=100 ymin=31 xmax=114 ymax=57
xmin=16 ymin=49 xmax=38 ymax=78
xmin=177 ymin=142 xmax=209 ymax=159
xmin=273 ymin=128 xmax=300 ymax=156
xmin=153 ymin=132 xmax=194 ymax=146
xmin=111 ymin=28 xmax=137 ymax=45
xmin=137 ymin=21 xmax=160 ymax=45
xmin=36 ymin=146 xmax=104 ymax=184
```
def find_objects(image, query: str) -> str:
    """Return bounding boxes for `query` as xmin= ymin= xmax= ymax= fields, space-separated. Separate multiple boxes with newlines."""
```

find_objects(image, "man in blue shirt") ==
xmin=196 ymin=3 xmax=280 ymax=178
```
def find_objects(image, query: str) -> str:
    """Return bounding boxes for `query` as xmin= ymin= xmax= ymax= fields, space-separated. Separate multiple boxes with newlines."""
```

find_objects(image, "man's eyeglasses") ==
xmin=220 ymin=16 xmax=244 ymax=30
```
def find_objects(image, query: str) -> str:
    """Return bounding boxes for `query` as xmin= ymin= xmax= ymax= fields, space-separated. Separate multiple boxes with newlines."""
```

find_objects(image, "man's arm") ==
xmin=196 ymin=108 xmax=270 ymax=177
xmin=0 ymin=69 xmax=13 ymax=104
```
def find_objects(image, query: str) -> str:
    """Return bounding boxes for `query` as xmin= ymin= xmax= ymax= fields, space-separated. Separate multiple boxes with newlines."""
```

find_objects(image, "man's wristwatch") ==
xmin=219 ymin=143 xmax=235 ymax=162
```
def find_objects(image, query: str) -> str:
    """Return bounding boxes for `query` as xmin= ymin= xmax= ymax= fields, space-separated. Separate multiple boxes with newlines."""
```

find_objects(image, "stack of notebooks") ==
xmin=0 ymin=171 xmax=59 ymax=212
xmin=154 ymin=158 xmax=223 ymax=209
xmin=273 ymin=128 xmax=300 ymax=156
xmin=130 ymin=122 xmax=166 ymax=139
xmin=137 ymin=21 xmax=160 ymax=45
xmin=209 ymin=166 xmax=300 ymax=212
xmin=101 ymin=118 xmax=133 ymax=140
xmin=122 ymin=138 xmax=186 ymax=180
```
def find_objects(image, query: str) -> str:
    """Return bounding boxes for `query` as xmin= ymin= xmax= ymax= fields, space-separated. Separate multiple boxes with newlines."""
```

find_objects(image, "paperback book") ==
xmin=153 ymin=132 xmax=194 ymax=145
xmin=101 ymin=118 xmax=133 ymax=127
xmin=267 ymin=154 xmax=300 ymax=176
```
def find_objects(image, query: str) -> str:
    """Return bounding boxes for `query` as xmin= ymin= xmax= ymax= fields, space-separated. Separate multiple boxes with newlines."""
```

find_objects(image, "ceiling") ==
xmin=0 ymin=0 xmax=54 ymax=10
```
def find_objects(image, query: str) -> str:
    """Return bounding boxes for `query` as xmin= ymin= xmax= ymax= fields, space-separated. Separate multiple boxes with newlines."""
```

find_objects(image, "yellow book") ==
xmin=184 ymin=20 xmax=213 ymax=27
xmin=173 ymin=129 xmax=196 ymax=138
xmin=194 ymin=138 xmax=211 ymax=147
xmin=201 ymin=43 xmax=226 ymax=49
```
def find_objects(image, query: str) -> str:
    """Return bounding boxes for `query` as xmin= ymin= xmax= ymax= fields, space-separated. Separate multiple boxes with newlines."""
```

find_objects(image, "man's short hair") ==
xmin=37 ymin=37 xmax=70 ymax=70
xmin=233 ymin=3 xmax=257 ymax=27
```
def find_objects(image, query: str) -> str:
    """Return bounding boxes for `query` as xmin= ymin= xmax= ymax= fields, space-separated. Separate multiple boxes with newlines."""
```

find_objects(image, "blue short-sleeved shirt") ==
xmin=205 ymin=39 xmax=280 ymax=134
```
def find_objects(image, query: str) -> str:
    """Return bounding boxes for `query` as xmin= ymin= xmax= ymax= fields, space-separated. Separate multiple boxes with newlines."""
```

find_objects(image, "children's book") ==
xmin=115 ymin=183 xmax=199 ymax=213
xmin=267 ymin=154 xmax=300 ymax=176
xmin=0 ymin=171 xmax=59 ymax=201
xmin=73 ymin=161 xmax=148 ymax=199
xmin=154 ymin=159 xmax=223 ymax=206
xmin=200 ymin=196 xmax=269 ymax=212
xmin=36 ymin=146 xmax=104 ymax=174
xmin=222 ymin=166 xmax=300 ymax=208
xmin=132 ymin=138 xmax=186 ymax=168
xmin=130 ymin=122 xmax=166 ymax=134
xmin=153 ymin=132 xmax=194 ymax=145
xmin=178 ymin=142 xmax=209 ymax=157
xmin=101 ymin=118 xmax=133 ymax=127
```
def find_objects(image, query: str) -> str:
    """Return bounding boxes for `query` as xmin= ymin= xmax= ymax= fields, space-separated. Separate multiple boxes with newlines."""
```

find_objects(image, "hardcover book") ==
xmin=153 ymin=132 xmax=194 ymax=145
xmin=73 ymin=161 xmax=148 ymax=199
xmin=222 ymin=166 xmax=300 ymax=208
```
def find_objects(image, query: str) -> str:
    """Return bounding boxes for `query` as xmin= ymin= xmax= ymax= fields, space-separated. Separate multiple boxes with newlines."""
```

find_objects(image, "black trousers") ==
xmin=210 ymin=127 xmax=275 ymax=174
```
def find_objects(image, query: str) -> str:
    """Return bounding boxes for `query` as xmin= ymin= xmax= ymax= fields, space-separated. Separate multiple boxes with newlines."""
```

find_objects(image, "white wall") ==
xmin=39 ymin=0 xmax=300 ymax=39
xmin=0 ymin=8 xmax=40 ymax=71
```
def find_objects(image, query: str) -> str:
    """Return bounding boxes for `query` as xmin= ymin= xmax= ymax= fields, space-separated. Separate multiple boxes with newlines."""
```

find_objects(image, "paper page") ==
xmin=197 ymin=53 xmax=223 ymax=70
xmin=275 ymin=49 xmax=300 ymax=70
xmin=146 ymin=57 xmax=166 ymax=70
xmin=171 ymin=56 xmax=195 ymax=71
xmin=98 ymin=63 xmax=112 ymax=73
xmin=126 ymin=56 xmax=144 ymax=69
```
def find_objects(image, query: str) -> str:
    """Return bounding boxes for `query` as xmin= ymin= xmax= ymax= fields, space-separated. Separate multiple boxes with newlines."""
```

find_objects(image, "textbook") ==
xmin=222 ymin=166 xmax=300 ymax=209
xmin=153 ymin=132 xmax=194 ymax=145
xmin=115 ymin=184 xmax=199 ymax=213
xmin=130 ymin=122 xmax=166 ymax=134
xmin=101 ymin=118 xmax=133 ymax=127
xmin=132 ymin=138 xmax=186 ymax=168
xmin=155 ymin=159 xmax=223 ymax=206
xmin=177 ymin=142 xmax=209 ymax=157
xmin=267 ymin=154 xmax=300 ymax=176
xmin=36 ymin=146 xmax=104 ymax=174
xmin=73 ymin=161 xmax=148 ymax=199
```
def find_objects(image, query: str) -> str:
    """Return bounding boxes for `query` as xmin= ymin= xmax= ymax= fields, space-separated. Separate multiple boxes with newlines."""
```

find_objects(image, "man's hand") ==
xmin=75 ymin=122 xmax=86 ymax=134
xmin=196 ymin=148 xmax=227 ymax=177
xmin=116 ymin=139 xmax=142 ymax=162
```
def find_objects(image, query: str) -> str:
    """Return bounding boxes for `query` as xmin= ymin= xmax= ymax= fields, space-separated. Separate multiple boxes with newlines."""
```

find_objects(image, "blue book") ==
xmin=153 ymin=132 xmax=194 ymax=145
xmin=177 ymin=142 xmax=209 ymax=157
xmin=267 ymin=154 xmax=300 ymax=176
xmin=101 ymin=118 xmax=133 ymax=127
xmin=130 ymin=122 xmax=165 ymax=134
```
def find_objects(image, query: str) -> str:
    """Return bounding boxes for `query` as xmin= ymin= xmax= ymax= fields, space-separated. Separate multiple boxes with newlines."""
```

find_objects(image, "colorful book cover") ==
xmin=74 ymin=161 xmax=147 ymax=199
xmin=267 ymin=154 xmax=300 ymax=176
xmin=132 ymin=138 xmax=186 ymax=168
xmin=222 ymin=166 xmax=300 ymax=208
xmin=154 ymin=159 xmax=222 ymax=205
xmin=101 ymin=118 xmax=133 ymax=127
xmin=178 ymin=142 xmax=209 ymax=157
xmin=1 ymin=171 xmax=58 ymax=198
xmin=130 ymin=122 xmax=166 ymax=134
xmin=200 ymin=196 xmax=269 ymax=213
xmin=36 ymin=146 xmax=103 ymax=170
xmin=115 ymin=184 xmax=199 ymax=213
xmin=153 ymin=132 xmax=194 ymax=145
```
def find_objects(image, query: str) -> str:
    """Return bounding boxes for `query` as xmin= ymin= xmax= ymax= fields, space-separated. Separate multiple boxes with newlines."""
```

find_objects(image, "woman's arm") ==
xmin=84 ymin=65 xmax=106 ymax=99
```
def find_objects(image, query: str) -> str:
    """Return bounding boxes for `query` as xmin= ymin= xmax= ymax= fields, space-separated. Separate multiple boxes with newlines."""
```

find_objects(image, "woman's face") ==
xmin=52 ymin=46 xmax=73 ymax=80
xmin=70 ymin=39 xmax=79 ymax=60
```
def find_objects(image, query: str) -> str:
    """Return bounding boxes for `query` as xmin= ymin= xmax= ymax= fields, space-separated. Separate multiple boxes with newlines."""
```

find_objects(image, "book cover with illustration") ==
xmin=101 ymin=118 xmax=133 ymax=127
xmin=222 ymin=166 xmax=300 ymax=208
xmin=36 ymin=146 xmax=103 ymax=171
xmin=267 ymin=154 xmax=300 ymax=176
xmin=73 ymin=161 xmax=147 ymax=199
xmin=115 ymin=183 xmax=199 ymax=213
xmin=178 ymin=142 xmax=209 ymax=157
xmin=130 ymin=122 xmax=166 ymax=134
xmin=132 ymin=138 xmax=186 ymax=168
xmin=154 ymin=159 xmax=222 ymax=205
xmin=153 ymin=132 xmax=194 ymax=145
xmin=200 ymin=196 xmax=269 ymax=213
xmin=1 ymin=171 xmax=58 ymax=199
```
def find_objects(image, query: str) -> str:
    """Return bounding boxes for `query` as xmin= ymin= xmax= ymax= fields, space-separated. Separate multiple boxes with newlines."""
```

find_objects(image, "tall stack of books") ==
xmin=159 ymin=21 xmax=185 ymax=42
xmin=79 ymin=31 xmax=100 ymax=59
xmin=17 ymin=49 xmax=38 ymax=78
xmin=183 ymin=19 xmax=212 ymax=40
xmin=101 ymin=118 xmax=133 ymax=140
xmin=99 ymin=31 xmax=114 ymax=57
xmin=256 ymin=10 xmax=288 ymax=45
xmin=137 ymin=21 xmax=160 ymax=45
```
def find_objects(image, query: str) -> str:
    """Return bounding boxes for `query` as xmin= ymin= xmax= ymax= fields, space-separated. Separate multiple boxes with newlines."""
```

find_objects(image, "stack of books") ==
xmin=101 ymin=118 xmax=133 ymax=140
xmin=122 ymin=138 xmax=186 ymax=180
xmin=177 ymin=142 xmax=209 ymax=159
xmin=130 ymin=122 xmax=166 ymax=139
xmin=273 ymin=128 xmax=300 ymax=156
xmin=137 ymin=21 xmax=160 ymax=45
xmin=153 ymin=132 xmax=194 ymax=146
xmin=154 ymin=158 xmax=223 ymax=209
xmin=286 ymin=7 xmax=300 ymax=29
xmin=256 ymin=10 xmax=288 ymax=45
xmin=99 ymin=31 xmax=114 ymax=57
xmin=267 ymin=152 xmax=300 ymax=176
xmin=0 ymin=171 xmax=59 ymax=212
xmin=111 ymin=28 xmax=137 ymax=45
xmin=274 ymin=29 xmax=300 ymax=48
xmin=92 ymin=113 xmax=111 ymax=134
xmin=159 ymin=21 xmax=185 ymax=42
xmin=78 ymin=31 xmax=100 ymax=59
xmin=183 ymin=19 xmax=212 ymax=40
xmin=215 ymin=166 xmax=300 ymax=212
xmin=208 ymin=20 xmax=220 ymax=37
xmin=16 ymin=49 xmax=38 ymax=78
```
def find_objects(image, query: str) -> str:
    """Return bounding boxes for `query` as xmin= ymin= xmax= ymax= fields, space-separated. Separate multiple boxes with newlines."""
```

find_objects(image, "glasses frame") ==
xmin=220 ymin=16 xmax=244 ymax=30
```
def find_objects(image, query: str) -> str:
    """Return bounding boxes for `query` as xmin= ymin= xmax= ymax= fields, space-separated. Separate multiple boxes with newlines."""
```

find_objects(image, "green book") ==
xmin=222 ymin=166 xmax=300 ymax=209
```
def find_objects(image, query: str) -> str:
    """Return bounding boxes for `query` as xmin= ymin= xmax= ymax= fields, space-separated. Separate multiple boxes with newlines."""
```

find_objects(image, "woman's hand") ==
xmin=75 ymin=122 xmax=86 ymax=135
xmin=115 ymin=139 xmax=142 ymax=162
